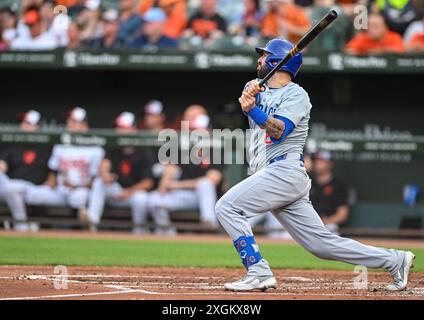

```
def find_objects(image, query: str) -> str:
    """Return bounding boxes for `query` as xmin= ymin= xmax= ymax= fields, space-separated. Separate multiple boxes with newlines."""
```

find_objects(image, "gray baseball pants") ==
xmin=215 ymin=157 xmax=404 ymax=277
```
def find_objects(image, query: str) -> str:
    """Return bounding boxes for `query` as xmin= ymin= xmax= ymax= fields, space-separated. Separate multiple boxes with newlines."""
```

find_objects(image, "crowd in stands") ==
xmin=0 ymin=0 xmax=423 ymax=53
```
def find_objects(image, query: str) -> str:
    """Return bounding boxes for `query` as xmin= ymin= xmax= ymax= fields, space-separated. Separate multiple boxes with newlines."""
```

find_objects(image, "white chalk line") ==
xmin=1 ymin=274 xmax=424 ymax=299
xmin=0 ymin=274 xmax=224 ymax=280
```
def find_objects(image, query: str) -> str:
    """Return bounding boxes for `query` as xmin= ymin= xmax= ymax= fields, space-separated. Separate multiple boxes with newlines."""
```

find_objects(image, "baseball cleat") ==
xmin=386 ymin=251 xmax=415 ymax=291
xmin=224 ymin=275 xmax=277 ymax=291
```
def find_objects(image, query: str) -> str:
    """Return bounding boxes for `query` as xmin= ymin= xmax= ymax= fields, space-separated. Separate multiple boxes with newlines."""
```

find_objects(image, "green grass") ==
xmin=0 ymin=236 xmax=423 ymax=272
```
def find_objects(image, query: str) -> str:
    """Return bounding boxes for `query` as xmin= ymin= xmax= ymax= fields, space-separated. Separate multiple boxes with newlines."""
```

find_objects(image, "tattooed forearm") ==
xmin=259 ymin=117 xmax=285 ymax=140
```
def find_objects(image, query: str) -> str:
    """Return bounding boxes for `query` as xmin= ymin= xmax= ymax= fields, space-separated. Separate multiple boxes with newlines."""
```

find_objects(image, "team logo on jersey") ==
xmin=23 ymin=151 xmax=37 ymax=165
xmin=257 ymin=104 xmax=276 ymax=116
xmin=120 ymin=160 xmax=132 ymax=176
xmin=324 ymin=185 xmax=334 ymax=196
xmin=265 ymin=134 xmax=272 ymax=145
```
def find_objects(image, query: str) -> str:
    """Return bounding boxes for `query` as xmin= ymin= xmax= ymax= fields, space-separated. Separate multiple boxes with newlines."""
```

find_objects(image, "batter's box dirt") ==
xmin=0 ymin=266 xmax=423 ymax=300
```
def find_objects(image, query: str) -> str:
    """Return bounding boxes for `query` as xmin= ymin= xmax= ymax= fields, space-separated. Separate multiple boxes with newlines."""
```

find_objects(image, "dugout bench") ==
xmin=0 ymin=201 xmax=220 ymax=233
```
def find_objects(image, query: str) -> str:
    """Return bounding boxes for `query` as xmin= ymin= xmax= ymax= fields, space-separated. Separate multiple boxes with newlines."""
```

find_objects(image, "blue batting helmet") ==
xmin=255 ymin=39 xmax=302 ymax=78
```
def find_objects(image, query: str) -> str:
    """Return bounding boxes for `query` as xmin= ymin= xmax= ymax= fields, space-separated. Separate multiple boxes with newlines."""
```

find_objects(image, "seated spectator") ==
xmin=376 ymin=0 xmax=421 ymax=35
xmin=139 ymin=0 xmax=187 ymax=39
xmin=160 ymin=0 xmax=187 ymax=39
xmin=84 ymin=112 xmax=156 ymax=234
xmin=407 ymin=32 xmax=424 ymax=51
xmin=86 ymin=9 xmax=126 ymax=49
xmin=66 ymin=0 xmax=100 ymax=19
xmin=40 ymin=0 xmax=70 ymax=47
xmin=308 ymin=0 xmax=349 ymax=52
xmin=0 ymin=24 xmax=5 ymax=50
xmin=24 ymin=107 xmax=104 ymax=223
xmin=261 ymin=0 xmax=311 ymax=44
xmin=310 ymin=151 xmax=349 ymax=235
xmin=346 ymin=13 xmax=405 ymax=54
xmin=241 ymin=0 xmax=263 ymax=38
xmin=0 ymin=6 xmax=19 ymax=48
xmin=261 ymin=0 xmax=280 ymax=39
xmin=67 ymin=21 xmax=83 ymax=49
xmin=140 ymin=100 xmax=167 ymax=132
xmin=0 ymin=110 xmax=51 ymax=232
xmin=10 ymin=7 xmax=58 ymax=50
xmin=117 ymin=0 xmax=143 ymax=43
xmin=185 ymin=0 xmax=227 ymax=40
xmin=404 ymin=9 xmax=424 ymax=45
xmin=72 ymin=4 xmax=101 ymax=43
xmin=217 ymin=0 xmax=245 ymax=34
xmin=130 ymin=8 xmax=177 ymax=50
xmin=147 ymin=104 xmax=223 ymax=234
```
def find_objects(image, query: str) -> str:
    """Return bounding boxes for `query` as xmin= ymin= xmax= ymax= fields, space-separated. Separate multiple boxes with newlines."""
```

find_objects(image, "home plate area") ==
xmin=0 ymin=266 xmax=424 ymax=300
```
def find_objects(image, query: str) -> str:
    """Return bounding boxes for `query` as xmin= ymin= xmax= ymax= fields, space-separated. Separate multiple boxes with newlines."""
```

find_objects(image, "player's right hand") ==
xmin=238 ymin=92 xmax=256 ymax=113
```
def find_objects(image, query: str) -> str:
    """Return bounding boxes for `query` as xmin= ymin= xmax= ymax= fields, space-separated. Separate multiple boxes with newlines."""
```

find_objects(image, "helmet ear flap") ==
xmin=265 ymin=56 xmax=281 ymax=71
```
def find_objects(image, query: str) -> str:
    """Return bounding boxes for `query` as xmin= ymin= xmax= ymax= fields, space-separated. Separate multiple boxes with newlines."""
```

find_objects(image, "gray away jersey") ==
xmin=248 ymin=81 xmax=312 ymax=173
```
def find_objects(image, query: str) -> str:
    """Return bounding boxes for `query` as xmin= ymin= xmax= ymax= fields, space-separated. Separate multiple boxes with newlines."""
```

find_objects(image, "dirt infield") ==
xmin=1 ymin=231 xmax=424 ymax=300
xmin=1 ymin=265 xmax=424 ymax=300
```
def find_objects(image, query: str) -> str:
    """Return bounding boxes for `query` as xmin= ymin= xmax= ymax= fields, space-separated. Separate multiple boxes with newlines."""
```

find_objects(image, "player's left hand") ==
xmin=238 ymin=92 xmax=256 ymax=113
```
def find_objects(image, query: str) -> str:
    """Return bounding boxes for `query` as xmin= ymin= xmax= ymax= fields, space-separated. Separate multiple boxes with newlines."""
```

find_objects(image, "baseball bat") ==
xmin=258 ymin=9 xmax=338 ymax=87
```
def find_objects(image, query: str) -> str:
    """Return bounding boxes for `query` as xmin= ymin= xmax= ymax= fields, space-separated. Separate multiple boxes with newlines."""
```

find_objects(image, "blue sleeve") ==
xmin=270 ymin=115 xmax=295 ymax=144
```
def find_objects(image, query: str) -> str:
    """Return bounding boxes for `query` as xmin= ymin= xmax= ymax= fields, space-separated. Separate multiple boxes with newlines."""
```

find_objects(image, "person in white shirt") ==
xmin=40 ymin=0 xmax=70 ymax=47
xmin=25 ymin=107 xmax=105 ymax=219
xmin=10 ymin=7 xmax=58 ymax=50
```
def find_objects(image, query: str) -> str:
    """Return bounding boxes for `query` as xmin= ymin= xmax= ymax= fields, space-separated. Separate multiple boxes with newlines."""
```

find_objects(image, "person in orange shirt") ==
xmin=138 ymin=0 xmax=186 ymax=39
xmin=346 ymin=13 xmax=405 ymax=55
xmin=261 ymin=0 xmax=310 ymax=44
xmin=261 ymin=0 xmax=279 ymax=38
xmin=55 ymin=0 xmax=78 ymax=6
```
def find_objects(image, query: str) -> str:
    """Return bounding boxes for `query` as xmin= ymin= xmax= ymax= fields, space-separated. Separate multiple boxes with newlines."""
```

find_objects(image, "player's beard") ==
xmin=257 ymin=64 xmax=270 ymax=79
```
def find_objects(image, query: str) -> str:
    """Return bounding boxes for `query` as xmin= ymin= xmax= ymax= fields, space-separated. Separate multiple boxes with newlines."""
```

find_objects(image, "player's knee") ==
xmin=215 ymin=197 xmax=230 ymax=221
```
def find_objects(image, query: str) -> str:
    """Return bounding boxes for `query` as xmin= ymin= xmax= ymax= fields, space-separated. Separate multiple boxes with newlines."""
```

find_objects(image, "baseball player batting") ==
xmin=215 ymin=38 xmax=415 ymax=291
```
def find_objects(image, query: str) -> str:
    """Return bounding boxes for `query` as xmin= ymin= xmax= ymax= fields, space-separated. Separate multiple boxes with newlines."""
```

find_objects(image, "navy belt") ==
xmin=269 ymin=154 xmax=304 ymax=164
